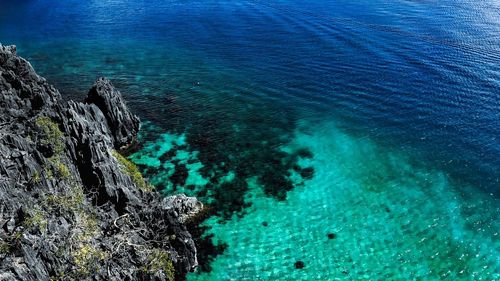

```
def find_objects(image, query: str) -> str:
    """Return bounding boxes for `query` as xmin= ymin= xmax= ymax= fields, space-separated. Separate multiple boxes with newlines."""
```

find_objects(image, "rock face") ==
xmin=0 ymin=44 xmax=201 ymax=280
xmin=85 ymin=77 xmax=140 ymax=150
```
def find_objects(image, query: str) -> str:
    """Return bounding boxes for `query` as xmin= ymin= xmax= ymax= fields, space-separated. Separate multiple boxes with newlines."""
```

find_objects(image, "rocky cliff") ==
xmin=0 ymin=44 xmax=202 ymax=281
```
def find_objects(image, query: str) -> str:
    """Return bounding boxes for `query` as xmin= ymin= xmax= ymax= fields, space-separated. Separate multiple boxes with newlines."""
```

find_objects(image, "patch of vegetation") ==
xmin=72 ymin=244 xmax=108 ymax=276
xmin=45 ymin=184 xmax=100 ymax=258
xmin=47 ymin=157 xmax=71 ymax=181
xmin=66 ymin=208 xmax=104 ymax=277
xmin=46 ymin=185 xmax=85 ymax=212
xmin=112 ymin=150 xmax=154 ymax=192
xmin=44 ymin=166 xmax=54 ymax=180
xmin=74 ymin=211 xmax=99 ymax=241
xmin=49 ymin=271 xmax=66 ymax=281
xmin=35 ymin=116 xmax=64 ymax=156
xmin=24 ymin=207 xmax=48 ymax=232
xmin=12 ymin=231 xmax=22 ymax=241
xmin=36 ymin=158 xmax=72 ymax=185
xmin=0 ymin=232 xmax=23 ymax=256
xmin=44 ymin=183 xmax=104 ymax=276
xmin=0 ymin=240 xmax=11 ymax=255
xmin=58 ymin=163 xmax=70 ymax=179
xmin=32 ymin=170 xmax=41 ymax=184
xmin=33 ymin=117 xmax=73 ymax=183
xmin=143 ymin=249 xmax=175 ymax=281
xmin=56 ymin=194 xmax=105 ymax=278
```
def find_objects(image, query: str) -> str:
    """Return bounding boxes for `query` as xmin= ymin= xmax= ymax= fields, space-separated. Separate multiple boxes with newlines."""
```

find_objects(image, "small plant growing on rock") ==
xmin=34 ymin=117 xmax=73 ymax=183
xmin=72 ymin=243 xmax=108 ymax=276
xmin=0 ymin=240 xmax=11 ymax=255
xmin=44 ymin=166 xmax=54 ymax=180
xmin=35 ymin=116 xmax=65 ymax=156
xmin=54 ymin=160 xmax=71 ymax=180
xmin=24 ymin=207 xmax=48 ymax=232
xmin=143 ymin=249 xmax=175 ymax=281
xmin=49 ymin=271 xmax=65 ymax=281
xmin=46 ymin=157 xmax=71 ymax=181
xmin=12 ymin=231 xmax=22 ymax=241
xmin=59 ymin=163 xmax=70 ymax=179
xmin=70 ymin=209 xmax=106 ymax=277
xmin=44 ymin=183 xmax=104 ymax=278
xmin=112 ymin=150 xmax=154 ymax=192
xmin=46 ymin=184 xmax=85 ymax=213
xmin=74 ymin=211 xmax=99 ymax=241
xmin=32 ymin=170 xmax=41 ymax=184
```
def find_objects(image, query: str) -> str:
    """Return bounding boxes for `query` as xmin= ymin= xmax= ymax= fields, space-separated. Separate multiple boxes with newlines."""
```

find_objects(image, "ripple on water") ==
xmin=184 ymin=120 xmax=499 ymax=281
xmin=1 ymin=0 xmax=498 ymax=279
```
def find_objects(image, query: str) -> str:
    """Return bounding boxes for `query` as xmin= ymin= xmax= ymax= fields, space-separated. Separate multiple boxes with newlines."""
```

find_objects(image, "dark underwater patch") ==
xmin=294 ymin=261 xmax=305 ymax=269
xmin=132 ymin=93 xmax=316 ymax=272
xmin=299 ymin=167 xmax=314 ymax=180
xmin=170 ymin=163 xmax=189 ymax=188
xmin=138 ymin=99 xmax=315 ymax=215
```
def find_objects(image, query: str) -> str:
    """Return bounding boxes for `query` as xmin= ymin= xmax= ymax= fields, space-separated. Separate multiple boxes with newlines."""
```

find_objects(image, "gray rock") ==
xmin=85 ymin=77 xmax=140 ymax=150
xmin=0 ymin=44 xmax=201 ymax=280
xmin=162 ymin=194 xmax=204 ymax=224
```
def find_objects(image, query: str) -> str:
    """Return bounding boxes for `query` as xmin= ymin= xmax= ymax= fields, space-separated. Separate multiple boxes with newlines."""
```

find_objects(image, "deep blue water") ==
xmin=1 ymin=0 xmax=499 ymax=279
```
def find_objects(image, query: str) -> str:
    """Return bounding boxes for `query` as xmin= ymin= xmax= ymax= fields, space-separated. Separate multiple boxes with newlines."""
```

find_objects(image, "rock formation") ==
xmin=0 ymin=44 xmax=202 ymax=280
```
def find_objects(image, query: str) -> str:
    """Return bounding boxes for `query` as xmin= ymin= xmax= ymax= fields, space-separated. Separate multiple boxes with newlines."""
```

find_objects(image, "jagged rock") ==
xmin=162 ymin=194 xmax=204 ymax=224
xmin=0 ymin=45 xmax=202 ymax=280
xmin=0 ymin=44 xmax=60 ymax=118
xmin=58 ymin=100 xmax=141 ymax=209
xmin=85 ymin=77 xmax=140 ymax=150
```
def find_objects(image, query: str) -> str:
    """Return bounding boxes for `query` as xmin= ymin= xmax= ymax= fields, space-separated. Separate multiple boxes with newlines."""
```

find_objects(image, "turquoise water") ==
xmin=132 ymin=120 xmax=499 ymax=280
xmin=1 ymin=0 xmax=499 ymax=279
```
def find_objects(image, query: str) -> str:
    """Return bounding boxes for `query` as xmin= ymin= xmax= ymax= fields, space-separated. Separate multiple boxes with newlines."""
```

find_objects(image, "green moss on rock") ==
xmin=112 ymin=150 xmax=154 ymax=192
xmin=35 ymin=116 xmax=64 ymax=156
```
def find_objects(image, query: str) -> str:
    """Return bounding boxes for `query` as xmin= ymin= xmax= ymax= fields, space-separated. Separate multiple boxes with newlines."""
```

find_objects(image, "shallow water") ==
xmin=187 ymin=120 xmax=499 ymax=280
xmin=1 ymin=0 xmax=499 ymax=279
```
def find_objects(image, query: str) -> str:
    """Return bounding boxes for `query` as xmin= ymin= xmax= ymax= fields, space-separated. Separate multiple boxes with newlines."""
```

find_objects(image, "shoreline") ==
xmin=0 ymin=44 xmax=202 ymax=280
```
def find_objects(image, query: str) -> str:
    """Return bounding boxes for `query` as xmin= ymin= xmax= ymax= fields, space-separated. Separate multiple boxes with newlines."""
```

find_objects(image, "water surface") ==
xmin=1 ymin=0 xmax=499 ymax=279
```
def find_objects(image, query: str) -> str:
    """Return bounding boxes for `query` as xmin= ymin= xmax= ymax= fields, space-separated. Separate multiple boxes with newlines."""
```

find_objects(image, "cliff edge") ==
xmin=0 ymin=45 xmax=202 ymax=281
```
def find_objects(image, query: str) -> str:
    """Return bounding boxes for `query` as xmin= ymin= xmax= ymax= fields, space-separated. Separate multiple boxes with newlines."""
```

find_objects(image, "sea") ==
xmin=0 ymin=0 xmax=498 ymax=279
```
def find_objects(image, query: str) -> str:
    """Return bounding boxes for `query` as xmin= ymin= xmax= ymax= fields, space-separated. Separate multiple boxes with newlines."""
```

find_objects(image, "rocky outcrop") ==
xmin=85 ymin=77 xmax=140 ymax=150
xmin=0 ymin=44 xmax=201 ymax=280
xmin=161 ymin=195 xmax=204 ymax=224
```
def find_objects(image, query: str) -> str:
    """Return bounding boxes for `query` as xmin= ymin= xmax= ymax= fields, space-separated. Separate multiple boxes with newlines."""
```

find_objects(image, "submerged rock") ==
xmin=327 ymin=233 xmax=336 ymax=239
xmin=294 ymin=261 xmax=305 ymax=269
xmin=0 ymin=44 xmax=202 ymax=280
